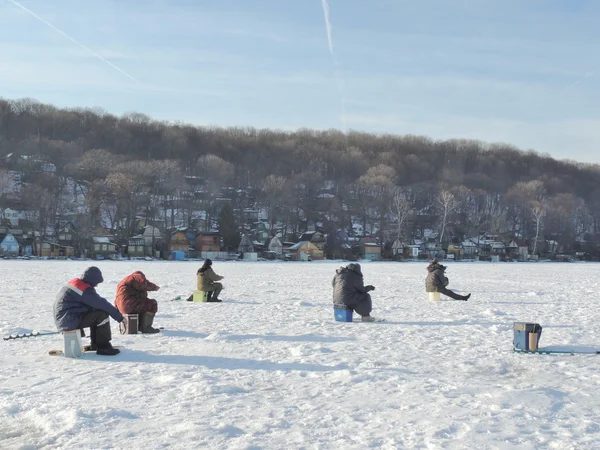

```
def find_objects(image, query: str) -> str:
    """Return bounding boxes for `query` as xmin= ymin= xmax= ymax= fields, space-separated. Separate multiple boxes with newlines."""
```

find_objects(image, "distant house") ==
xmin=168 ymin=231 xmax=190 ymax=252
xmin=91 ymin=237 xmax=116 ymax=259
xmin=262 ymin=236 xmax=284 ymax=260
xmin=2 ymin=208 xmax=22 ymax=225
xmin=142 ymin=226 xmax=163 ymax=246
xmin=405 ymin=244 xmax=420 ymax=259
xmin=299 ymin=231 xmax=326 ymax=250
xmin=18 ymin=237 xmax=33 ymax=256
xmin=286 ymin=241 xmax=324 ymax=261
xmin=251 ymin=222 xmax=269 ymax=243
xmin=508 ymin=238 xmax=529 ymax=260
xmin=195 ymin=232 xmax=221 ymax=253
xmin=0 ymin=233 xmax=19 ymax=255
xmin=57 ymin=222 xmax=77 ymax=248
xmin=267 ymin=236 xmax=283 ymax=256
xmin=446 ymin=243 xmax=463 ymax=260
xmin=490 ymin=242 xmax=506 ymax=256
xmin=40 ymin=241 xmax=58 ymax=258
xmin=391 ymin=239 xmax=405 ymax=257
xmin=461 ymin=239 xmax=478 ymax=257
xmin=127 ymin=236 xmax=147 ymax=258
xmin=363 ymin=243 xmax=382 ymax=261
xmin=425 ymin=240 xmax=443 ymax=258
xmin=238 ymin=234 xmax=255 ymax=253
xmin=88 ymin=227 xmax=116 ymax=258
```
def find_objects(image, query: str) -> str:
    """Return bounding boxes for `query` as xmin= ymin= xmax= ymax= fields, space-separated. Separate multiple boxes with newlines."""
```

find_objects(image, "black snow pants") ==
xmin=78 ymin=310 xmax=112 ymax=348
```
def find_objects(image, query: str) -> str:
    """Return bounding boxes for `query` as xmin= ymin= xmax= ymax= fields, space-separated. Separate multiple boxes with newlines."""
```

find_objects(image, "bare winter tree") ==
xmin=505 ymin=180 xmax=546 ymax=240
xmin=261 ymin=175 xmax=287 ymax=234
xmin=67 ymin=149 xmax=119 ymax=183
xmin=388 ymin=189 xmax=413 ymax=242
xmin=0 ymin=169 xmax=12 ymax=212
xmin=437 ymin=189 xmax=459 ymax=244
xmin=196 ymin=154 xmax=234 ymax=230
xmin=531 ymin=201 xmax=546 ymax=255
xmin=357 ymin=164 xmax=396 ymax=241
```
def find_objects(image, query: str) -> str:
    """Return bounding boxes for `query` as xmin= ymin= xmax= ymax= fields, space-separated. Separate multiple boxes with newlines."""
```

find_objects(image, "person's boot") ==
xmin=186 ymin=294 xmax=193 ymax=302
xmin=461 ymin=293 xmax=471 ymax=301
xmin=139 ymin=312 xmax=161 ymax=334
xmin=207 ymin=291 xmax=221 ymax=302
xmin=96 ymin=343 xmax=120 ymax=355
xmin=361 ymin=315 xmax=376 ymax=322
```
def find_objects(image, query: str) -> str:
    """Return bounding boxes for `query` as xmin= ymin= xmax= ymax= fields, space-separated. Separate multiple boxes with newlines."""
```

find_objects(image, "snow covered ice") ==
xmin=2 ymin=260 xmax=600 ymax=449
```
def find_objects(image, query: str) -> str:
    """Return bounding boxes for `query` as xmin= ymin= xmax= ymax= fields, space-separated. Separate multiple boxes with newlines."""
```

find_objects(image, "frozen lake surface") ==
xmin=1 ymin=260 xmax=599 ymax=449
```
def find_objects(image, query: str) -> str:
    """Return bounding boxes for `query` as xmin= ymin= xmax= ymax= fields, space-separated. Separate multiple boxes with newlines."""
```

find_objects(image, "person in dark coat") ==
xmin=425 ymin=258 xmax=471 ymax=301
xmin=54 ymin=266 xmax=122 ymax=355
xmin=332 ymin=263 xmax=376 ymax=322
xmin=114 ymin=271 xmax=160 ymax=333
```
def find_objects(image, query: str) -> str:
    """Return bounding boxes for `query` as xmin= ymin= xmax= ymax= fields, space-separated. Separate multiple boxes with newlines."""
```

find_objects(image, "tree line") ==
xmin=1 ymin=97 xmax=600 ymax=255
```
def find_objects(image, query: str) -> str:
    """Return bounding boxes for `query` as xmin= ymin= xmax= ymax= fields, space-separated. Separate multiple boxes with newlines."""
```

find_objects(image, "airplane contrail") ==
xmin=320 ymin=0 xmax=347 ymax=130
xmin=321 ymin=0 xmax=335 ymax=57
xmin=7 ymin=0 xmax=141 ymax=85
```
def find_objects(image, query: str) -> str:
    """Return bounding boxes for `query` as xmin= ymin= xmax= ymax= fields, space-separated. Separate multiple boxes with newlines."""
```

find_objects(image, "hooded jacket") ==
xmin=54 ymin=266 xmax=123 ymax=331
xmin=332 ymin=263 xmax=371 ymax=311
xmin=197 ymin=267 xmax=224 ymax=291
xmin=425 ymin=260 xmax=449 ymax=292
xmin=114 ymin=271 xmax=159 ymax=314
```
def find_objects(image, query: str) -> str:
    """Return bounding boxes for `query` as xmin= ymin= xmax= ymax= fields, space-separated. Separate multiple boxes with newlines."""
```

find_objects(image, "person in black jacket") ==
xmin=332 ymin=263 xmax=377 ymax=322
xmin=425 ymin=259 xmax=471 ymax=301
xmin=54 ymin=266 xmax=123 ymax=355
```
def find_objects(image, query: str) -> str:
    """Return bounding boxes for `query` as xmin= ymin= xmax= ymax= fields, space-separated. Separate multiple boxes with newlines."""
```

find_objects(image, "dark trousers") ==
xmin=439 ymin=287 xmax=466 ymax=300
xmin=351 ymin=293 xmax=372 ymax=317
xmin=209 ymin=283 xmax=223 ymax=299
xmin=78 ymin=310 xmax=112 ymax=347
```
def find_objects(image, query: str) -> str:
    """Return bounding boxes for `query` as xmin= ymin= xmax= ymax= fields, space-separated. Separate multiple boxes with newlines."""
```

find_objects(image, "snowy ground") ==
xmin=1 ymin=260 xmax=600 ymax=449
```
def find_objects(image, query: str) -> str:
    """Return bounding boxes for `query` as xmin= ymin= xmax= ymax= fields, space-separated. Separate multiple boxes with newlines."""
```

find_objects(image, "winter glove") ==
xmin=365 ymin=285 xmax=375 ymax=292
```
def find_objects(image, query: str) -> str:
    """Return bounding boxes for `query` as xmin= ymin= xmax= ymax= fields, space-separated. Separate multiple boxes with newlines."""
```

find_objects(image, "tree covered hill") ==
xmin=1 ymin=97 xmax=600 ymax=256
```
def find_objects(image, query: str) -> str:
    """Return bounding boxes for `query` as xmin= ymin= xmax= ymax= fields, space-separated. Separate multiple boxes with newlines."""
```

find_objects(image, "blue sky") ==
xmin=1 ymin=0 xmax=599 ymax=163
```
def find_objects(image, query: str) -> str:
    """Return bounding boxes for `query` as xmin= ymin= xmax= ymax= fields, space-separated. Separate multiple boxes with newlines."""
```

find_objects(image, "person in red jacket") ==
xmin=114 ymin=271 xmax=160 ymax=333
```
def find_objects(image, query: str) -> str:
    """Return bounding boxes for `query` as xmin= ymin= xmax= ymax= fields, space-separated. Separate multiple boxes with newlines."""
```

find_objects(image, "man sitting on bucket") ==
xmin=53 ymin=266 xmax=123 ymax=356
xmin=332 ymin=263 xmax=377 ymax=322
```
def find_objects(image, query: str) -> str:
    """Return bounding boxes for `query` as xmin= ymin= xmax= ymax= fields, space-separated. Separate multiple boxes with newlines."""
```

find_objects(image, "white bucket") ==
xmin=63 ymin=330 xmax=83 ymax=358
xmin=428 ymin=292 xmax=441 ymax=301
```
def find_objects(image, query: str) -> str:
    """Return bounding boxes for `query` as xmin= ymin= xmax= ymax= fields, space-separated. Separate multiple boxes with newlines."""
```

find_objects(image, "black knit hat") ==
xmin=81 ymin=266 xmax=104 ymax=286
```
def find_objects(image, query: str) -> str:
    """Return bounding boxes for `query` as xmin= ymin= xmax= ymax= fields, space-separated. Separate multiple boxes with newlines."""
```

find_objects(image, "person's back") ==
xmin=425 ymin=260 xmax=448 ymax=293
xmin=114 ymin=271 xmax=160 ymax=333
xmin=196 ymin=259 xmax=224 ymax=302
xmin=332 ymin=263 xmax=375 ymax=321
xmin=54 ymin=266 xmax=122 ymax=355
xmin=425 ymin=259 xmax=470 ymax=301
xmin=332 ymin=265 xmax=362 ymax=306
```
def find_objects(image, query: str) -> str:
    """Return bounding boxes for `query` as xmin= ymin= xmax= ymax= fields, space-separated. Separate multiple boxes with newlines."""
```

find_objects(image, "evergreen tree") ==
xmin=218 ymin=203 xmax=240 ymax=251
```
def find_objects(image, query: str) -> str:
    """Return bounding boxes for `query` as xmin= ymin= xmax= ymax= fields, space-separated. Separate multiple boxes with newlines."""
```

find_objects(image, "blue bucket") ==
xmin=334 ymin=305 xmax=353 ymax=322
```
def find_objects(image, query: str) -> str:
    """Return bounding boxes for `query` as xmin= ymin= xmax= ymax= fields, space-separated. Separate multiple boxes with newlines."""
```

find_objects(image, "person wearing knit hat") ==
xmin=53 ymin=266 xmax=123 ymax=355
xmin=425 ymin=258 xmax=471 ymax=301
xmin=187 ymin=258 xmax=224 ymax=302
